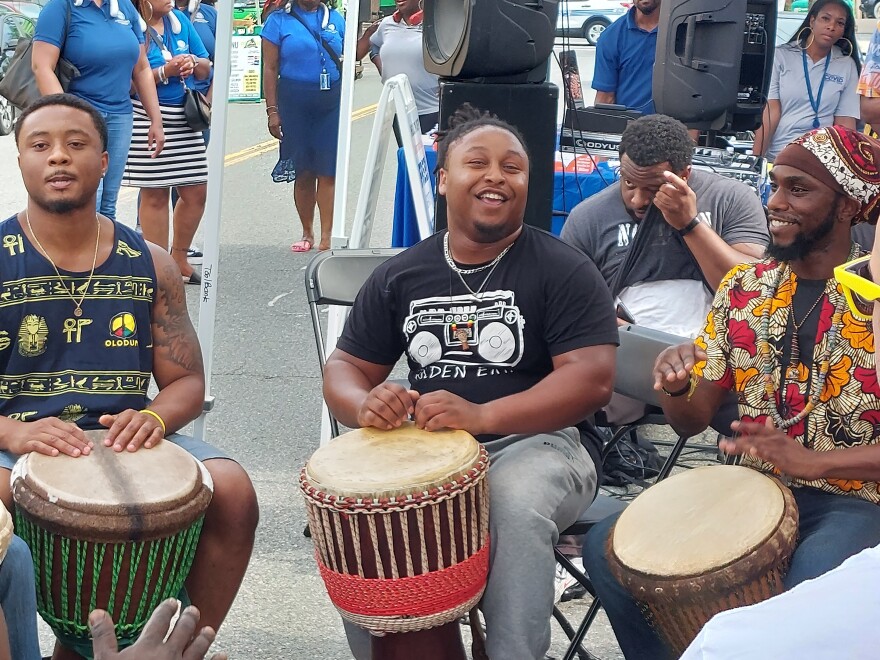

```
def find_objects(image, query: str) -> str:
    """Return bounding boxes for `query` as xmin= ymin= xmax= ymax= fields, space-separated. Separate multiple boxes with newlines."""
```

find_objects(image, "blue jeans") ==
xmin=583 ymin=486 xmax=880 ymax=660
xmin=95 ymin=111 xmax=134 ymax=221
xmin=1 ymin=536 xmax=41 ymax=660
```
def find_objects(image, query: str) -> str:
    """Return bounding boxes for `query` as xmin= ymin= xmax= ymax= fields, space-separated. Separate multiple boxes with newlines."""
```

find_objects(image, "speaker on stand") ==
xmin=653 ymin=0 xmax=776 ymax=133
xmin=422 ymin=0 xmax=561 ymax=233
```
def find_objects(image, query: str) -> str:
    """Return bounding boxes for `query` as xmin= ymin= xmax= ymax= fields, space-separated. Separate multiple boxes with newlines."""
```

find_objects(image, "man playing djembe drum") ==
xmin=584 ymin=125 xmax=880 ymax=659
xmin=323 ymin=104 xmax=619 ymax=659
xmin=0 ymin=94 xmax=259 ymax=659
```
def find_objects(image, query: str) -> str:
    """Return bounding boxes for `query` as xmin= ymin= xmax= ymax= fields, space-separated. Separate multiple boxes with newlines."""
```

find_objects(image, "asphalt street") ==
xmin=0 ymin=42 xmax=635 ymax=660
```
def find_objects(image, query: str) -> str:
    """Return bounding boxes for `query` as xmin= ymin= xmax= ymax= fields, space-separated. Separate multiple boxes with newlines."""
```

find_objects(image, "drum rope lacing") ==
xmin=15 ymin=511 xmax=204 ymax=644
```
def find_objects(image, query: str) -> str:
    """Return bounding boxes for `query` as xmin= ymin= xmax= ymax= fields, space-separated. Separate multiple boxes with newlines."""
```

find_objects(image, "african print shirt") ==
xmin=694 ymin=259 xmax=880 ymax=503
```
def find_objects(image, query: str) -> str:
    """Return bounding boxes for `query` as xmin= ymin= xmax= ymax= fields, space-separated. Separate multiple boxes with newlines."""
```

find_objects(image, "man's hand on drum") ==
xmin=99 ymin=410 xmax=164 ymax=453
xmin=721 ymin=418 xmax=820 ymax=480
xmin=90 ymin=598 xmax=227 ymax=660
xmin=4 ymin=417 xmax=92 ymax=458
xmin=357 ymin=382 xmax=420 ymax=430
xmin=653 ymin=342 xmax=707 ymax=392
xmin=413 ymin=390 xmax=487 ymax=434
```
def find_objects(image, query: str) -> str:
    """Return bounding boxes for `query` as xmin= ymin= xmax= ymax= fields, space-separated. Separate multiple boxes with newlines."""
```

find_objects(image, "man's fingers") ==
xmin=183 ymin=626 xmax=218 ymax=660
xmin=662 ymin=170 xmax=688 ymax=191
xmin=136 ymin=599 xmax=179 ymax=644
xmin=166 ymin=605 xmax=201 ymax=650
xmin=88 ymin=610 xmax=119 ymax=656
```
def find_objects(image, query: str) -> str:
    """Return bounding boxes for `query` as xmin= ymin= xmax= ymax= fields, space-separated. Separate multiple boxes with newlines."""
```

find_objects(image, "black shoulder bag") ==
xmin=0 ymin=0 xmax=80 ymax=110
xmin=147 ymin=26 xmax=210 ymax=131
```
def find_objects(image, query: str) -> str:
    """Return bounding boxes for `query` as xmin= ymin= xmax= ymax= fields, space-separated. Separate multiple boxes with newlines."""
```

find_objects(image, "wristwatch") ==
xmin=677 ymin=217 xmax=700 ymax=237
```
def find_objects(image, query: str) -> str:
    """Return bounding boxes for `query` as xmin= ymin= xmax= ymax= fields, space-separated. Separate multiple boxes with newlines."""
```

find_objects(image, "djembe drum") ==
xmin=11 ymin=431 xmax=213 ymax=657
xmin=300 ymin=423 xmax=490 ymax=658
xmin=607 ymin=465 xmax=799 ymax=655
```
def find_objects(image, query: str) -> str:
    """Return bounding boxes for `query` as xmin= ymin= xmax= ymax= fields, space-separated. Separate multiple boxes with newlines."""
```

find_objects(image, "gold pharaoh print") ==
xmin=59 ymin=403 xmax=86 ymax=422
xmin=0 ymin=331 xmax=10 ymax=351
xmin=116 ymin=240 xmax=142 ymax=258
xmin=17 ymin=314 xmax=48 ymax=357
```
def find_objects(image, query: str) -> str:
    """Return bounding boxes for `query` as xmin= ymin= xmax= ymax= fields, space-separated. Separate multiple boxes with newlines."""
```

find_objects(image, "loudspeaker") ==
xmin=653 ymin=0 xmax=776 ymax=132
xmin=423 ymin=0 xmax=558 ymax=83
xmin=434 ymin=81 xmax=559 ymax=233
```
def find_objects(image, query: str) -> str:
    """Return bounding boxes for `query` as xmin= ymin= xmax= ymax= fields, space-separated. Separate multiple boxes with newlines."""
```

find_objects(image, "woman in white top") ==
xmin=355 ymin=0 xmax=439 ymax=135
xmin=754 ymin=0 xmax=861 ymax=161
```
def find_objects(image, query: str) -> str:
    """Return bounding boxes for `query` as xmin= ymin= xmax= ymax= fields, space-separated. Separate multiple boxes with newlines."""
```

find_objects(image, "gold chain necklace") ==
xmin=24 ymin=210 xmax=101 ymax=318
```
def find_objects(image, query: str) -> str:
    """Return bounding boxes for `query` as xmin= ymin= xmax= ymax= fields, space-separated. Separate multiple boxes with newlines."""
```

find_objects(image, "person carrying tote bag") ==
xmin=123 ymin=2 xmax=211 ymax=285
xmin=31 ymin=0 xmax=166 ymax=221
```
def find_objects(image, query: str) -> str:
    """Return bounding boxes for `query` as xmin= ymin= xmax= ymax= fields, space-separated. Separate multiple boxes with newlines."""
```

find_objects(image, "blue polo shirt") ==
xmin=261 ymin=5 xmax=345 ymax=85
xmin=187 ymin=3 xmax=216 ymax=94
xmin=591 ymin=7 xmax=657 ymax=114
xmin=144 ymin=10 xmax=209 ymax=105
xmin=34 ymin=0 xmax=145 ymax=114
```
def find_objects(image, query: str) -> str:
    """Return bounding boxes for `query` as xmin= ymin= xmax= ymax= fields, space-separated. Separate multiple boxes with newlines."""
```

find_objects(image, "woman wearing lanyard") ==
xmin=124 ymin=0 xmax=211 ymax=284
xmin=32 ymin=0 xmax=165 ymax=222
xmin=262 ymin=0 xmax=345 ymax=253
xmin=753 ymin=0 xmax=860 ymax=162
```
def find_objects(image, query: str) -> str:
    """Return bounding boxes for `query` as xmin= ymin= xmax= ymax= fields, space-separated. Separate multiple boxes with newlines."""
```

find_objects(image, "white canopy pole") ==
xmin=329 ymin=0 xmax=362 ymax=248
xmin=192 ymin=0 xmax=233 ymax=442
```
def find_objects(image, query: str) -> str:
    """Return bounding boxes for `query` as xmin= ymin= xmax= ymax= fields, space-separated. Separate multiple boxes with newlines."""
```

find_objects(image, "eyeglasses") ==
xmin=834 ymin=255 xmax=880 ymax=321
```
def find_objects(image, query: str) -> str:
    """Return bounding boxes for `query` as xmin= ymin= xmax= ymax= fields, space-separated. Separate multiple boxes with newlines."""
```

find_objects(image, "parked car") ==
xmin=556 ymin=0 xmax=630 ymax=47
xmin=0 ymin=10 xmax=33 ymax=135
xmin=860 ymin=0 xmax=880 ymax=17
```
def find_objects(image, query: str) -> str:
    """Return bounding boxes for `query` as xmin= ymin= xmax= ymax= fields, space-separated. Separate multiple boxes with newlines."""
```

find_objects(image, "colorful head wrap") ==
xmin=774 ymin=126 xmax=880 ymax=225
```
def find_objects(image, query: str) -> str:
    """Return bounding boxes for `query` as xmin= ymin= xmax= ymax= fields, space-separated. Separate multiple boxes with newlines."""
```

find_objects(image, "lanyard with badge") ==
xmin=286 ymin=3 xmax=334 ymax=90
xmin=802 ymin=50 xmax=832 ymax=129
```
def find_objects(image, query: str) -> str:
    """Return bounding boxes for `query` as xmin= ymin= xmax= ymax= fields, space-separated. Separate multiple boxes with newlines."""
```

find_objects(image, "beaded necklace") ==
xmin=758 ymin=254 xmax=852 ymax=430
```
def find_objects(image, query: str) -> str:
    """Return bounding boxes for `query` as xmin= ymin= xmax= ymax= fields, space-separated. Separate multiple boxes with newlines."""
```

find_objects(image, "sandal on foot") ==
xmin=291 ymin=239 xmax=313 ymax=253
xmin=182 ymin=271 xmax=202 ymax=285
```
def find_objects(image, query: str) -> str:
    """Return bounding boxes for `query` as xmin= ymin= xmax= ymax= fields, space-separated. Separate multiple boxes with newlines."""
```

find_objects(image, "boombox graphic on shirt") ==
xmin=402 ymin=291 xmax=525 ymax=368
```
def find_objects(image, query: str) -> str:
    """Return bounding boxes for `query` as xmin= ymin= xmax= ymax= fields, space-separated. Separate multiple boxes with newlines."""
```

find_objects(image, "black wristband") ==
xmin=678 ymin=217 xmax=700 ymax=237
xmin=662 ymin=381 xmax=691 ymax=397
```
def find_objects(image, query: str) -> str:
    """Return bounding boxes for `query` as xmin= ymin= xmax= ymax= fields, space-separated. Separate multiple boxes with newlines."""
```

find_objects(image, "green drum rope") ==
xmin=15 ymin=510 xmax=205 ymax=654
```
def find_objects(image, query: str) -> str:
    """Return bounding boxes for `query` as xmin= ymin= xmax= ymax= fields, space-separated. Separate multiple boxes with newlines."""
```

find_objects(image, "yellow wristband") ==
xmin=140 ymin=409 xmax=167 ymax=436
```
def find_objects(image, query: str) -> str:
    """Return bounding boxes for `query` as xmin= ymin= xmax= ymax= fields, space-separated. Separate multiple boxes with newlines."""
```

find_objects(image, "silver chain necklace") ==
xmin=444 ymin=231 xmax=513 ymax=298
xmin=443 ymin=231 xmax=512 ymax=274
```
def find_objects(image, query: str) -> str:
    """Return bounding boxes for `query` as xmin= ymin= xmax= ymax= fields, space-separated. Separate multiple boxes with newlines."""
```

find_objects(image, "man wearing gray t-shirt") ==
xmin=561 ymin=114 xmax=768 ymax=423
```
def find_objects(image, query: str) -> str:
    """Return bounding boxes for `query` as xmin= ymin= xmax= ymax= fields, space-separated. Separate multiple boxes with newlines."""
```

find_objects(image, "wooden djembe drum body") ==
xmin=12 ymin=432 xmax=213 ymax=657
xmin=607 ymin=465 xmax=799 ymax=655
xmin=301 ymin=424 xmax=490 ymax=658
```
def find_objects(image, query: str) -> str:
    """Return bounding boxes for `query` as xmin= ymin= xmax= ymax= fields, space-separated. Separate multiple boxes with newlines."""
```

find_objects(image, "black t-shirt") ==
xmin=336 ymin=226 xmax=619 ymax=454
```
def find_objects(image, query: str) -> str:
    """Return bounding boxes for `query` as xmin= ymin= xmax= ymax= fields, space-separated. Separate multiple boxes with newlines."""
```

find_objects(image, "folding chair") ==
xmin=304 ymin=248 xmax=403 ymax=437
xmin=552 ymin=324 xmax=699 ymax=660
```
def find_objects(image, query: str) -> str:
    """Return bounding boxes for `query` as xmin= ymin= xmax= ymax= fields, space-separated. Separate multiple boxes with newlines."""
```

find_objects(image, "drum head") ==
xmin=612 ymin=465 xmax=785 ymax=578
xmin=17 ymin=432 xmax=200 ymax=511
xmin=306 ymin=423 xmax=480 ymax=499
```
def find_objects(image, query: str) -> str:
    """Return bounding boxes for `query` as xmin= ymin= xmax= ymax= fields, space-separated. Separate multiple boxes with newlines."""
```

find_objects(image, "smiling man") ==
xmin=583 ymin=125 xmax=880 ymax=659
xmin=323 ymin=104 xmax=618 ymax=659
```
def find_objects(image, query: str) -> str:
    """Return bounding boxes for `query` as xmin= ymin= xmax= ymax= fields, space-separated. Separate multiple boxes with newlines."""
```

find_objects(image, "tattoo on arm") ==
xmin=153 ymin=263 xmax=204 ymax=374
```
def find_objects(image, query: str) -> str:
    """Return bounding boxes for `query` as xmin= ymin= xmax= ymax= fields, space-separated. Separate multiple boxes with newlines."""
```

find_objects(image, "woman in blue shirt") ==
xmin=32 ymin=0 xmax=165 ymax=221
xmin=123 ymin=0 xmax=211 ymax=284
xmin=262 ymin=0 xmax=345 ymax=253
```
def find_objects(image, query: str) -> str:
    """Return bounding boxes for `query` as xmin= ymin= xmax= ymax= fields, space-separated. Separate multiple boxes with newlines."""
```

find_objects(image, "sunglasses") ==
xmin=834 ymin=255 xmax=880 ymax=321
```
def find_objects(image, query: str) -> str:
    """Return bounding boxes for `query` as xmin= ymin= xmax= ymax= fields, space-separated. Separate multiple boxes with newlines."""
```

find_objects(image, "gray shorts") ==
xmin=0 ymin=432 xmax=229 ymax=471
